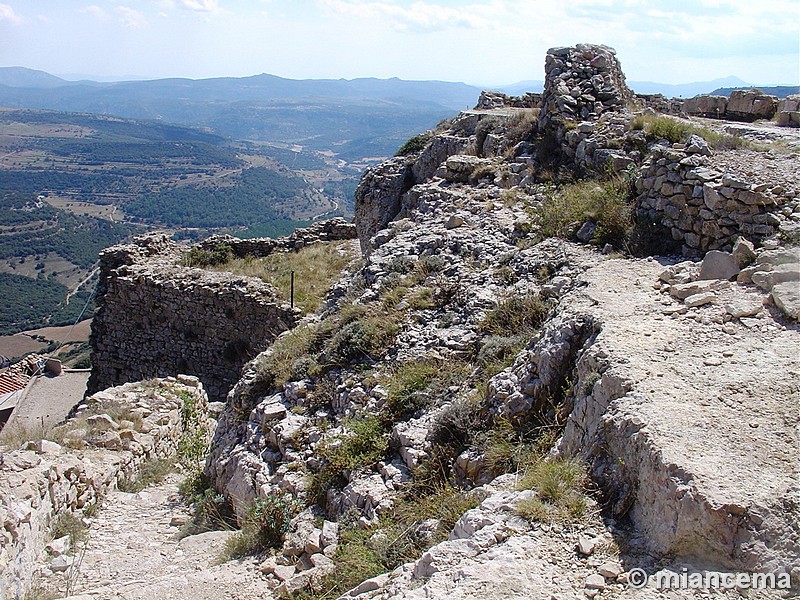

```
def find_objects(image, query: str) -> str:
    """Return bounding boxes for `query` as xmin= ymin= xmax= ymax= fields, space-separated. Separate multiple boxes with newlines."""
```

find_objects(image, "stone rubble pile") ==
xmin=656 ymin=242 xmax=800 ymax=321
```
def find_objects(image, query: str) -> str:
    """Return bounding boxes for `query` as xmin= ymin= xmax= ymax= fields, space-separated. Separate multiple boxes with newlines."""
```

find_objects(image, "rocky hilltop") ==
xmin=203 ymin=43 xmax=799 ymax=597
xmin=2 ymin=44 xmax=798 ymax=600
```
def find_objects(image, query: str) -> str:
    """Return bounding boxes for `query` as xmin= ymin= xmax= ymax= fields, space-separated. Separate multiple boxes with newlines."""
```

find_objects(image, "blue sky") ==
xmin=0 ymin=0 xmax=797 ymax=85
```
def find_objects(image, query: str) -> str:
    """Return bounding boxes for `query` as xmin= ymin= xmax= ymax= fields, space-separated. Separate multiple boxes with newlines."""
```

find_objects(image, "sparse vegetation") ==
xmin=210 ymin=241 xmax=359 ymax=314
xmin=307 ymin=416 xmax=389 ymax=504
xmin=222 ymin=493 xmax=302 ymax=559
xmin=381 ymin=358 xmax=467 ymax=423
xmin=117 ymin=457 xmax=175 ymax=493
xmin=630 ymin=113 xmax=748 ymax=150
xmin=51 ymin=511 xmax=87 ymax=552
xmin=532 ymin=176 xmax=633 ymax=246
xmin=516 ymin=457 xmax=589 ymax=523
xmin=296 ymin=485 xmax=478 ymax=599
xmin=178 ymin=471 xmax=238 ymax=537
xmin=480 ymin=292 xmax=549 ymax=337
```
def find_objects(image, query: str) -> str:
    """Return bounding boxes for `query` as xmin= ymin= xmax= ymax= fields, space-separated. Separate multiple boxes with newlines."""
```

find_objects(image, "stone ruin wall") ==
xmin=89 ymin=219 xmax=357 ymax=401
xmin=482 ymin=46 xmax=794 ymax=256
xmin=0 ymin=377 xmax=211 ymax=600
xmin=355 ymin=44 xmax=795 ymax=260
xmin=634 ymin=140 xmax=787 ymax=256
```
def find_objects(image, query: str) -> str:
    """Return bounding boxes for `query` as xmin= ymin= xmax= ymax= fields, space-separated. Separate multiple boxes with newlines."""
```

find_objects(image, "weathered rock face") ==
xmin=683 ymin=94 xmax=728 ymax=118
xmin=0 ymin=377 xmax=212 ymax=600
xmin=776 ymin=94 xmax=800 ymax=127
xmin=146 ymin=44 xmax=800 ymax=598
xmin=684 ymin=89 xmax=783 ymax=124
xmin=353 ymin=157 xmax=415 ymax=255
xmin=726 ymin=89 xmax=779 ymax=121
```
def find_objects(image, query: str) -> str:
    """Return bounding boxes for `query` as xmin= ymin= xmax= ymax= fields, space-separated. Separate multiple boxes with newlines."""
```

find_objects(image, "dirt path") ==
xmin=66 ymin=474 xmax=273 ymax=600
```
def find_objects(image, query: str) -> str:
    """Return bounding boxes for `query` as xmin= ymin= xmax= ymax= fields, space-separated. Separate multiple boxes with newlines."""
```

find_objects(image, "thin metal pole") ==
xmin=290 ymin=271 xmax=295 ymax=309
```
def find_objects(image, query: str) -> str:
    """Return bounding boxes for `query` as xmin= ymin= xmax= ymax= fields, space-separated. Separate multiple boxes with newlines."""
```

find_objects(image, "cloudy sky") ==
xmin=0 ymin=0 xmax=797 ymax=85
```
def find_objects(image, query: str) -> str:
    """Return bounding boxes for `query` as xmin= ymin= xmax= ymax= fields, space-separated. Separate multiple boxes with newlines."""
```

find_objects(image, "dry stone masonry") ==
xmin=89 ymin=220 xmax=356 ymax=401
xmin=634 ymin=137 xmax=788 ymax=255
xmin=57 ymin=43 xmax=799 ymax=599
xmin=0 ymin=376 xmax=212 ymax=600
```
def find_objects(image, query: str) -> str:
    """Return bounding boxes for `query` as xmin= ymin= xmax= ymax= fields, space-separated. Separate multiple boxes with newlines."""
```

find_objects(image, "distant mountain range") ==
xmin=1 ymin=67 xmax=797 ymax=162
xmin=0 ymin=67 xmax=484 ymax=161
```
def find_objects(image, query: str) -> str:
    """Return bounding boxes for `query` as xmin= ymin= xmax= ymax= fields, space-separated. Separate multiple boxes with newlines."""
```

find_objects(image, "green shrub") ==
xmin=182 ymin=243 xmax=233 ymax=268
xmin=255 ymin=323 xmax=319 ymax=394
xmin=395 ymin=133 xmax=433 ymax=157
xmin=222 ymin=493 xmax=302 ymax=559
xmin=301 ymin=485 xmax=478 ymax=598
xmin=322 ymin=313 xmax=399 ymax=366
xmin=383 ymin=359 xmax=440 ymax=421
xmin=178 ymin=472 xmax=237 ymax=537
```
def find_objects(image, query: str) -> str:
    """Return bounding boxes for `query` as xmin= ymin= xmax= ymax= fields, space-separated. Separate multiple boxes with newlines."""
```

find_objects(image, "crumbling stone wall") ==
xmin=536 ymin=44 xmax=639 ymax=173
xmin=635 ymin=137 xmax=784 ymax=255
xmin=200 ymin=217 xmax=356 ymax=258
xmin=474 ymin=90 xmax=542 ymax=110
xmin=90 ymin=219 xmax=357 ymax=400
xmin=0 ymin=377 xmax=211 ymax=600
xmin=538 ymin=44 xmax=633 ymax=133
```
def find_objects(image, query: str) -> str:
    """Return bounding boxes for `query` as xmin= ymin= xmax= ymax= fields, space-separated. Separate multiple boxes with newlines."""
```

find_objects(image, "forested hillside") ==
xmin=0 ymin=108 xmax=337 ymax=338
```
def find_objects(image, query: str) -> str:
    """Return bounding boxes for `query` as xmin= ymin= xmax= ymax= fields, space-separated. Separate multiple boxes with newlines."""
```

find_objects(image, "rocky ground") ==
xmin=15 ymin=44 xmax=799 ymax=600
xmin=53 ymin=474 xmax=269 ymax=600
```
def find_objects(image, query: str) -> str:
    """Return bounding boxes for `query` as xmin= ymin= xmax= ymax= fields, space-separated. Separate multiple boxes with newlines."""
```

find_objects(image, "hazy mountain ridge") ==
xmin=710 ymin=85 xmax=800 ymax=98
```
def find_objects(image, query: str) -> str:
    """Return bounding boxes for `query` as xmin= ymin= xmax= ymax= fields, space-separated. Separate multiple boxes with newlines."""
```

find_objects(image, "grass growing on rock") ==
xmin=210 ymin=241 xmax=359 ymax=314
xmin=250 ymin=301 xmax=402 ymax=402
xmin=533 ymin=176 xmax=633 ymax=246
xmin=516 ymin=456 xmax=589 ymax=524
xmin=381 ymin=357 xmax=470 ymax=423
xmin=630 ymin=113 xmax=748 ymax=150
xmin=222 ymin=493 xmax=302 ymax=560
xmin=295 ymin=485 xmax=478 ymax=599
xmin=307 ymin=416 xmax=389 ymax=505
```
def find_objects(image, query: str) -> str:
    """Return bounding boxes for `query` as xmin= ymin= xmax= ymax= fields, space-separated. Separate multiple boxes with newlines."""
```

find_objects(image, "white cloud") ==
xmin=81 ymin=5 xmax=110 ymax=21
xmin=116 ymin=5 xmax=147 ymax=27
xmin=179 ymin=0 xmax=219 ymax=12
xmin=319 ymin=0 xmax=490 ymax=31
xmin=0 ymin=3 xmax=20 ymax=24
